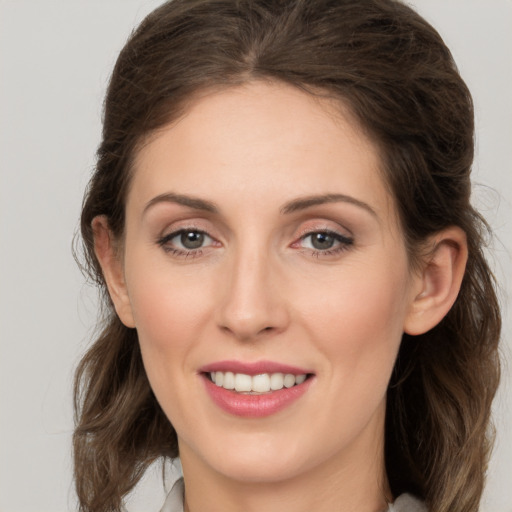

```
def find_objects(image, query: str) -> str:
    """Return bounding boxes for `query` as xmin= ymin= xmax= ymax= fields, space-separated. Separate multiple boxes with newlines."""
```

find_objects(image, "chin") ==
xmin=211 ymin=453 xmax=310 ymax=484
xmin=181 ymin=428 xmax=330 ymax=484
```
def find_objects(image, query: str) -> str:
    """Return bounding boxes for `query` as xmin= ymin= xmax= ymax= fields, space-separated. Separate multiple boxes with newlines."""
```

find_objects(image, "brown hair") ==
xmin=74 ymin=1 xmax=501 ymax=511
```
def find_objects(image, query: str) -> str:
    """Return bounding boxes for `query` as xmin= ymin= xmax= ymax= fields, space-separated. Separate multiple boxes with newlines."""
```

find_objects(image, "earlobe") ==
xmin=92 ymin=216 xmax=136 ymax=328
xmin=404 ymin=227 xmax=468 ymax=336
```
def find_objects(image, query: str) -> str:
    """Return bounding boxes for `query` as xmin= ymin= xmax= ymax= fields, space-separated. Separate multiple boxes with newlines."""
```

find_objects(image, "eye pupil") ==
xmin=311 ymin=232 xmax=334 ymax=250
xmin=181 ymin=231 xmax=204 ymax=249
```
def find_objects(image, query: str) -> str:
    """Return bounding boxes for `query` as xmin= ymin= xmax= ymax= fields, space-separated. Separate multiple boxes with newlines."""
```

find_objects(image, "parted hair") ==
xmin=74 ymin=1 xmax=501 ymax=511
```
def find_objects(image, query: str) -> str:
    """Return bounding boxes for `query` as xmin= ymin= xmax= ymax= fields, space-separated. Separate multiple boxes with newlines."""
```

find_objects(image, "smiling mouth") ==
xmin=205 ymin=371 xmax=312 ymax=394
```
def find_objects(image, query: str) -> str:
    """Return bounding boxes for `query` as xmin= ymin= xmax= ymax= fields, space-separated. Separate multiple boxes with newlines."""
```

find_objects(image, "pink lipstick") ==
xmin=199 ymin=360 xmax=314 ymax=418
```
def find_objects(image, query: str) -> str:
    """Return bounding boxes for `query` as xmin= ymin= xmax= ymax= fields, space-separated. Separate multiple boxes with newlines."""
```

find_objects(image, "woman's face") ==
xmin=119 ymin=82 xmax=421 ymax=484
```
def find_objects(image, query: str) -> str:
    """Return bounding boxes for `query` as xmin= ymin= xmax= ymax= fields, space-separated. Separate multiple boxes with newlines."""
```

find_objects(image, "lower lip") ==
xmin=202 ymin=375 xmax=314 ymax=418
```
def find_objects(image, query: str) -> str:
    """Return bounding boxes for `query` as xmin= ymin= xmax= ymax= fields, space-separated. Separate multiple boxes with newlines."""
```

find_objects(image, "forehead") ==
xmin=129 ymin=81 xmax=395 ymax=222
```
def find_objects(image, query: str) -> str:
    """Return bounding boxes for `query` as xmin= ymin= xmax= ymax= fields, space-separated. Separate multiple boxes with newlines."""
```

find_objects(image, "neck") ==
xmin=179 ymin=407 xmax=391 ymax=512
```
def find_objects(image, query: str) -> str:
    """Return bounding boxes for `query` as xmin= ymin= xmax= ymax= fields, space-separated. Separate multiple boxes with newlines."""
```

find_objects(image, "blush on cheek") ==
xmin=302 ymin=269 xmax=407 ymax=383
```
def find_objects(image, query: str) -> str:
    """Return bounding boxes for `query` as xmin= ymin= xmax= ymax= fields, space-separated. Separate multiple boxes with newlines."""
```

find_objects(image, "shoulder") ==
xmin=160 ymin=480 xmax=427 ymax=512
xmin=160 ymin=477 xmax=184 ymax=512
xmin=389 ymin=493 xmax=428 ymax=512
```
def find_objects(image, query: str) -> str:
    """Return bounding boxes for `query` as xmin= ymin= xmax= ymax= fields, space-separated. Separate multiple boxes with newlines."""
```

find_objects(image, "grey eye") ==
xmin=180 ymin=231 xmax=206 ymax=249
xmin=309 ymin=232 xmax=336 ymax=250
xmin=298 ymin=230 xmax=353 ymax=254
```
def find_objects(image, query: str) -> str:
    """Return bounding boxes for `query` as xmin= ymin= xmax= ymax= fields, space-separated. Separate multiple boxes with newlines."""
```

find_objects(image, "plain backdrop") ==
xmin=0 ymin=1 xmax=511 ymax=511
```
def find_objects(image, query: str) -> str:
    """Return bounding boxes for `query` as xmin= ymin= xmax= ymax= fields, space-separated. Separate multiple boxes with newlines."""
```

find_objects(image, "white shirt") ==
xmin=160 ymin=477 xmax=427 ymax=512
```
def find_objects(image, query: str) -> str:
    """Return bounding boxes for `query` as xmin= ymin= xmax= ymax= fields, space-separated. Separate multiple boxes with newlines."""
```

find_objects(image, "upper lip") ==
xmin=199 ymin=360 xmax=313 ymax=376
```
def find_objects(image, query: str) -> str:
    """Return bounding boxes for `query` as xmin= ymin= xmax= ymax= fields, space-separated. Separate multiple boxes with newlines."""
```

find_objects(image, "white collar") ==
xmin=159 ymin=477 xmax=427 ymax=512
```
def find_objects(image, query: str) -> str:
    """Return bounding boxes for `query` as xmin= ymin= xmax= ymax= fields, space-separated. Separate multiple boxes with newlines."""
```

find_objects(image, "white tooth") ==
xmin=222 ymin=371 xmax=235 ymax=390
xmin=215 ymin=371 xmax=305 ymax=392
xmin=283 ymin=374 xmax=296 ymax=388
xmin=252 ymin=374 xmax=271 ymax=393
xmin=270 ymin=372 xmax=284 ymax=390
xmin=295 ymin=374 xmax=306 ymax=385
xmin=234 ymin=373 xmax=252 ymax=392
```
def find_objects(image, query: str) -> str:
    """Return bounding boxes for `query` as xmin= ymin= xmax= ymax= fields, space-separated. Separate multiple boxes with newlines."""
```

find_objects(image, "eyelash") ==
xmin=156 ymin=228 xmax=354 ymax=259
xmin=297 ymin=230 xmax=354 ymax=257
xmin=156 ymin=229 xmax=213 ymax=258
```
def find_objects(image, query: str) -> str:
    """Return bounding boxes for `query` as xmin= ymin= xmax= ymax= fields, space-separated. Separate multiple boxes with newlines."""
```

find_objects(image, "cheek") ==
xmin=124 ymin=255 xmax=213 ymax=375
xmin=126 ymin=267 xmax=213 ymax=434
xmin=292 ymin=264 xmax=410 ymax=447
xmin=298 ymin=257 xmax=410 ymax=380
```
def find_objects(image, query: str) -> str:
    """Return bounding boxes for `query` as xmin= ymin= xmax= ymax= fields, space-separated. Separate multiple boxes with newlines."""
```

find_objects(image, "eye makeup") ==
xmin=156 ymin=228 xmax=218 ymax=257
xmin=295 ymin=229 xmax=354 ymax=258
xmin=155 ymin=224 xmax=354 ymax=261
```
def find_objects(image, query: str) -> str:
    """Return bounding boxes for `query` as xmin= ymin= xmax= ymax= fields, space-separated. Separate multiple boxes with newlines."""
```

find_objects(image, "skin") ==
xmin=94 ymin=81 xmax=468 ymax=512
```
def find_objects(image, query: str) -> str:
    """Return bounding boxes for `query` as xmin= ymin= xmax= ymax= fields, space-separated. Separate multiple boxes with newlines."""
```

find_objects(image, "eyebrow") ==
xmin=143 ymin=192 xmax=377 ymax=218
xmin=143 ymin=192 xmax=219 ymax=215
xmin=280 ymin=193 xmax=378 ymax=218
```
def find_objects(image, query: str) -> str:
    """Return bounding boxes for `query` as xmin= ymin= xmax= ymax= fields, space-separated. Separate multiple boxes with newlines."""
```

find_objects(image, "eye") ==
xmin=304 ymin=232 xmax=338 ymax=250
xmin=157 ymin=229 xmax=215 ymax=253
xmin=296 ymin=230 xmax=353 ymax=255
xmin=178 ymin=230 xmax=208 ymax=249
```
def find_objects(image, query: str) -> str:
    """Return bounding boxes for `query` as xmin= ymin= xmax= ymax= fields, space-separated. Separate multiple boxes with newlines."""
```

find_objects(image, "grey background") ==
xmin=0 ymin=1 xmax=510 ymax=511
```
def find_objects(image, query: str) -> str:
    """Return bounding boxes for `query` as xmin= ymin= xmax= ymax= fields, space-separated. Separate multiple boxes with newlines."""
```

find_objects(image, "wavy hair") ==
xmin=74 ymin=1 xmax=501 ymax=511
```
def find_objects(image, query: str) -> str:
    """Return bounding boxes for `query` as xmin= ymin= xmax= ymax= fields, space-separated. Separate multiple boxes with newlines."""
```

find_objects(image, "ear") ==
xmin=404 ymin=226 xmax=468 ymax=336
xmin=92 ymin=216 xmax=136 ymax=328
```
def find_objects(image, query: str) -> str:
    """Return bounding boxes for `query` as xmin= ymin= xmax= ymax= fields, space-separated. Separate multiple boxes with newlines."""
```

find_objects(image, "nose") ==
xmin=215 ymin=247 xmax=290 ymax=341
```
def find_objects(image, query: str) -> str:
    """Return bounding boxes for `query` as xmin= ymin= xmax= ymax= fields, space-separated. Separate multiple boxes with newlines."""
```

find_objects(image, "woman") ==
xmin=73 ymin=1 xmax=501 ymax=511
